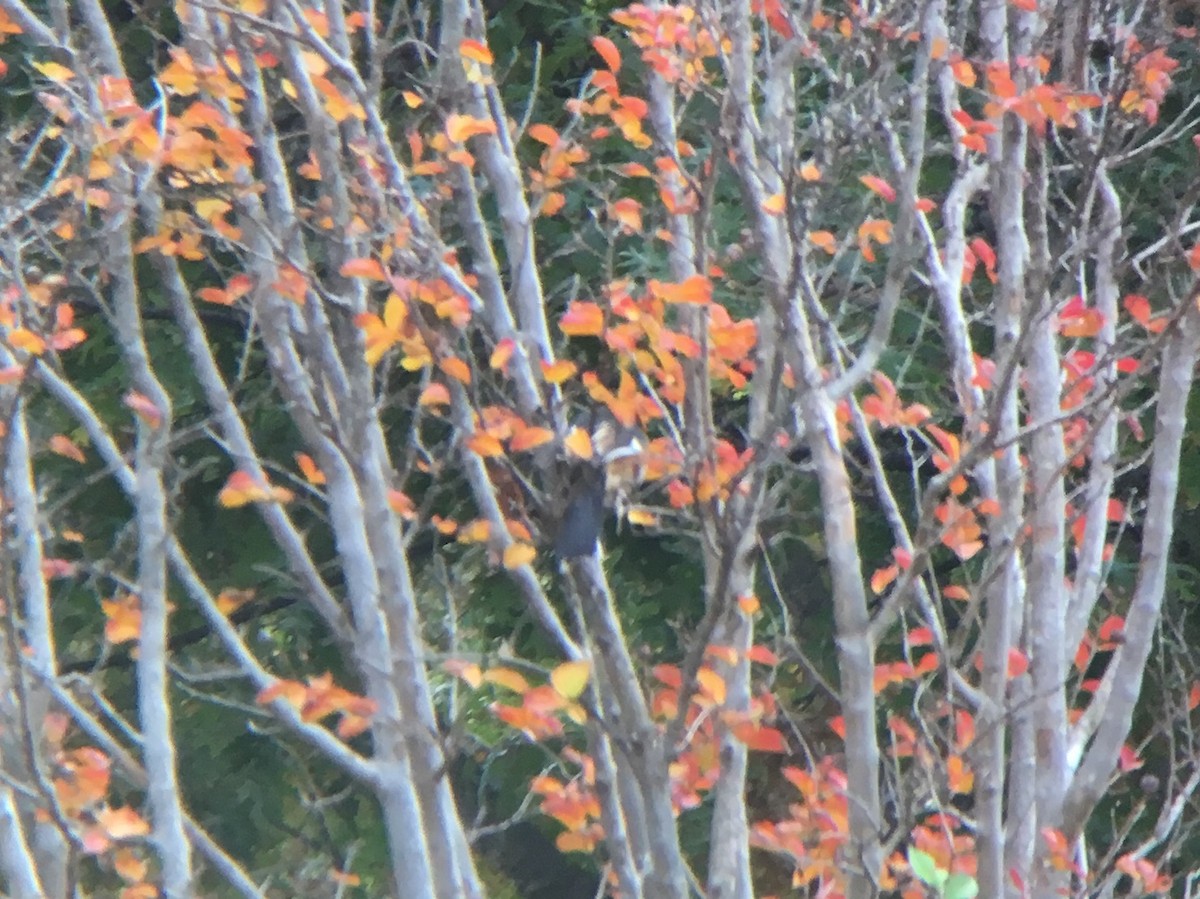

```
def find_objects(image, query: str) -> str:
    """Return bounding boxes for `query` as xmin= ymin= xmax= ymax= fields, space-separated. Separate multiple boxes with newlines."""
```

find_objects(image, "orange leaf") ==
xmin=295 ymin=452 xmax=326 ymax=485
xmin=339 ymin=257 xmax=386 ymax=280
xmin=445 ymin=114 xmax=497 ymax=143
xmin=527 ymin=123 xmax=560 ymax=146
xmin=540 ymin=359 xmax=577 ymax=384
xmin=592 ymin=36 xmax=622 ymax=72
xmin=870 ymin=564 xmax=899 ymax=594
xmin=465 ymin=432 xmax=505 ymax=458
xmin=510 ymin=425 xmax=555 ymax=452
xmin=483 ymin=667 xmax=530 ymax=693
xmin=388 ymin=489 xmax=416 ymax=519
xmin=418 ymin=382 xmax=451 ymax=407
xmin=608 ymin=198 xmax=642 ymax=233
xmin=102 ymin=595 xmax=141 ymax=644
xmin=741 ymin=725 xmax=787 ymax=753
xmin=439 ymin=356 xmax=472 ymax=384
xmin=560 ymin=302 xmax=605 ymax=337
xmin=49 ymin=434 xmax=86 ymax=463
xmin=123 ymin=391 xmax=163 ymax=428
xmin=459 ymin=38 xmax=493 ymax=65
xmin=503 ymin=542 xmax=537 ymax=569
xmin=761 ymin=193 xmax=786 ymax=215
xmin=539 ymin=191 xmax=566 ymax=215
xmin=747 ymin=644 xmax=779 ymax=665
xmin=216 ymin=588 xmax=255 ymax=615
xmin=808 ymin=230 xmax=837 ymax=254
xmin=860 ymin=174 xmax=897 ymax=202
xmin=98 ymin=806 xmax=151 ymax=839
xmin=652 ymin=274 xmax=712 ymax=305
xmin=217 ymin=471 xmax=293 ymax=508
xmin=490 ymin=337 xmax=516 ymax=371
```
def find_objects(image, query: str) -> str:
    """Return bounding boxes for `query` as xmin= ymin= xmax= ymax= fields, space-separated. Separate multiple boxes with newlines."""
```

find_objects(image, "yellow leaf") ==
xmin=564 ymin=427 xmax=594 ymax=460
xmin=550 ymin=660 xmax=591 ymax=699
xmin=761 ymin=193 xmax=786 ymax=215
xmin=458 ymin=519 xmax=491 ymax=543
xmin=696 ymin=667 xmax=727 ymax=704
xmin=483 ymin=667 xmax=530 ymax=693
xmin=33 ymin=61 xmax=75 ymax=83
xmin=8 ymin=328 xmax=46 ymax=355
xmin=503 ymin=542 xmax=537 ymax=569
xmin=442 ymin=658 xmax=483 ymax=688
xmin=626 ymin=507 xmax=657 ymax=526
xmin=194 ymin=198 xmax=231 ymax=222
xmin=490 ymin=338 xmax=516 ymax=371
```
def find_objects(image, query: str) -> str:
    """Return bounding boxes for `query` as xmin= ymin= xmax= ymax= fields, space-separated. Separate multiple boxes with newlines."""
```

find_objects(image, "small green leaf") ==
xmin=943 ymin=873 xmax=979 ymax=899
xmin=907 ymin=847 xmax=940 ymax=886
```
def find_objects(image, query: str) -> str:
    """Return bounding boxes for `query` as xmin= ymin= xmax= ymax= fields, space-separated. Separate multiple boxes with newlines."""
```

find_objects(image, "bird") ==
xmin=554 ymin=411 xmax=647 ymax=559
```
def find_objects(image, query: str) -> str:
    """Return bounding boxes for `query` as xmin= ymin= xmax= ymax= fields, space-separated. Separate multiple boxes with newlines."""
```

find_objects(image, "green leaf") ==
xmin=907 ymin=847 xmax=940 ymax=887
xmin=943 ymin=873 xmax=980 ymax=899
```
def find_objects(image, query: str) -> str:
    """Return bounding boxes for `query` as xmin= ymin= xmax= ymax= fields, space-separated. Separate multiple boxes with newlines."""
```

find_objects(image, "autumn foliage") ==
xmin=0 ymin=0 xmax=1199 ymax=897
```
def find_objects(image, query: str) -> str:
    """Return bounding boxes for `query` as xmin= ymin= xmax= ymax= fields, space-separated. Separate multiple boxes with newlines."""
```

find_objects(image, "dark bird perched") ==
xmin=554 ymin=411 xmax=647 ymax=559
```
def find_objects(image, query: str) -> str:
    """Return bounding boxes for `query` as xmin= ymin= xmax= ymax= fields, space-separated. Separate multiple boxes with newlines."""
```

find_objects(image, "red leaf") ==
xmin=742 ymin=726 xmax=787 ymax=753
xmin=1007 ymin=647 xmax=1029 ymax=678
xmin=1117 ymin=744 xmax=1143 ymax=772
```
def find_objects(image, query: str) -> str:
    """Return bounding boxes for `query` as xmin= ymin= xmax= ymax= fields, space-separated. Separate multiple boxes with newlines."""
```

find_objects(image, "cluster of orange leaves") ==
xmin=445 ymin=644 xmax=783 ymax=855
xmin=257 ymin=673 xmax=379 ymax=740
xmin=444 ymin=659 xmax=592 ymax=743
xmin=41 ymin=713 xmax=157 ymax=897
xmin=755 ymin=699 xmax=979 ymax=897
xmin=0 ymin=285 xmax=87 ymax=380
xmin=868 ymin=279 xmax=1166 ymax=590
